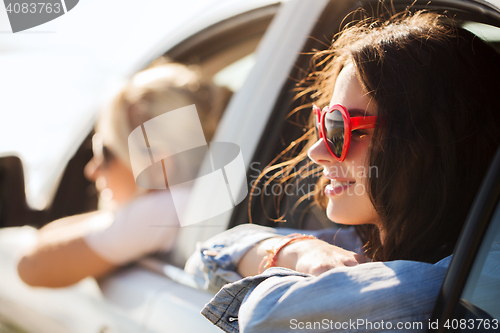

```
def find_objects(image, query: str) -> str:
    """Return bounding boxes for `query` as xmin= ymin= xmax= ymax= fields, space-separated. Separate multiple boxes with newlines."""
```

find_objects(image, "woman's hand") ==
xmin=237 ymin=236 xmax=369 ymax=277
xmin=276 ymin=238 xmax=369 ymax=276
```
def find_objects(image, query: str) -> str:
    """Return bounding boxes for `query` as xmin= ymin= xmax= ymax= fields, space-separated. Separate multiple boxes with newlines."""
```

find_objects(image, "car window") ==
xmin=460 ymin=201 xmax=500 ymax=320
xmin=456 ymin=21 xmax=500 ymax=322
xmin=213 ymin=53 xmax=256 ymax=92
xmin=448 ymin=11 xmax=500 ymax=325
xmin=463 ymin=21 xmax=500 ymax=50
xmin=149 ymin=4 xmax=279 ymax=267
xmin=166 ymin=4 xmax=277 ymax=92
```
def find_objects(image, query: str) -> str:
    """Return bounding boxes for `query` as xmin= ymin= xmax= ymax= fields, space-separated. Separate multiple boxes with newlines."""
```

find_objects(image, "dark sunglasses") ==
xmin=92 ymin=133 xmax=114 ymax=167
xmin=313 ymin=104 xmax=378 ymax=162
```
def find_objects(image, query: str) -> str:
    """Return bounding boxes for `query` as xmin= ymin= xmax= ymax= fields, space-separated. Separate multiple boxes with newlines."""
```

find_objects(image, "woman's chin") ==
xmin=326 ymin=200 xmax=367 ymax=226
xmin=326 ymin=201 xmax=351 ymax=225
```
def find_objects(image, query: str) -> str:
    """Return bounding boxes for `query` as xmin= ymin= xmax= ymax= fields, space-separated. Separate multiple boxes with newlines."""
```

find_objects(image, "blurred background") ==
xmin=0 ymin=0 xmax=274 ymax=221
xmin=0 ymin=0 xmax=279 ymax=331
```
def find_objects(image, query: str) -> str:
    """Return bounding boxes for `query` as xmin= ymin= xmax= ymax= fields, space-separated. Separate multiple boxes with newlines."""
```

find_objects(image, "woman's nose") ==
xmin=84 ymin=158 xmax=100 ymax=181
xmin=308 ymin=139 xmax=337 ymax=166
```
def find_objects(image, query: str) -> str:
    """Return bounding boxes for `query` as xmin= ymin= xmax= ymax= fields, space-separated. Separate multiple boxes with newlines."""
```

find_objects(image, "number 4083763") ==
xmin=6 ymin=3 xmax=62 ymax=14
xmin=444 ymin=319 xmax=499 ymax=330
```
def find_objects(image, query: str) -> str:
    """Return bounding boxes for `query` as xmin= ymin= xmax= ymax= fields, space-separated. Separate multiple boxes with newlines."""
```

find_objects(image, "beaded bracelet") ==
xmin=258 ymin=233 xmax=317 ymax=274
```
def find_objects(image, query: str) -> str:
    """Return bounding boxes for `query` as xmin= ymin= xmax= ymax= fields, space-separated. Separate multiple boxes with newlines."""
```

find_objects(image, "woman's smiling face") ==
xmin=308 ymin=63 xmax=380 ymax=228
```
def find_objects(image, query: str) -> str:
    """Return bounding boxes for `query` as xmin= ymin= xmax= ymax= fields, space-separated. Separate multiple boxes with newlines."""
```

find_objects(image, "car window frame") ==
xmin=429 ymin=131 xmax=500 ymax=331
xmin=163 ymin=0 xmax=331 ymax=266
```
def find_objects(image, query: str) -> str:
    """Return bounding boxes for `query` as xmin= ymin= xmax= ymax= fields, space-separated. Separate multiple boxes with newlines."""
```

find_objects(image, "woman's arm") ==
xmin=238 ymin=237 xmax=368 ymax=277
xmin=186 ymin=224 xmax=368 ymax=292
xmin=17 ymin=211 xmax=117 ymax=288
xmin=18 ymin=191 xmax=181 ymax=288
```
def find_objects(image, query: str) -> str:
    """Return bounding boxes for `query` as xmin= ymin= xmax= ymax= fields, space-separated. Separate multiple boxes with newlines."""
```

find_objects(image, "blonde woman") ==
xmin=18 ymin=62 xmax=230 ymax=287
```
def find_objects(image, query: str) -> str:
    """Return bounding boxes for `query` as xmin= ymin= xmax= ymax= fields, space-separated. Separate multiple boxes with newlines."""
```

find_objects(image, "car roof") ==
xmin=0 ymin=0 xmax=280 ymax=210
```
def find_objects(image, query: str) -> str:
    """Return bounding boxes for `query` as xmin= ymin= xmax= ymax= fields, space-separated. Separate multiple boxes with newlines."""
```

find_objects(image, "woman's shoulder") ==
xmin=204 ymin=259 xmax=451 ymax=333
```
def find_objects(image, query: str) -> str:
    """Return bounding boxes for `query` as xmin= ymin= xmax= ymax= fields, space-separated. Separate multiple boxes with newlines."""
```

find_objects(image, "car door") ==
xmin=429 ymin=98 xmax=500 ymax=330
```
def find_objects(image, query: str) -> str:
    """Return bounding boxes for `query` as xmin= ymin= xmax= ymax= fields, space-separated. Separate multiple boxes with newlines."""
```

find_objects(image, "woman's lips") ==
xmin=324 ymin=179 xmax=355 ymax=196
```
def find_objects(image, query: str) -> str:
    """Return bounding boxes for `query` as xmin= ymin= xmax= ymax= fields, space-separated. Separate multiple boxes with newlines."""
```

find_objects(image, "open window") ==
xmin=166 ymin=4 xmax=278 ymax=93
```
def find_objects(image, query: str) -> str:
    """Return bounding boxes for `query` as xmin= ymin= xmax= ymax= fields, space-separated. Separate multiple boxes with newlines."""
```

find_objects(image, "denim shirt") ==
xmin=185 ymin=224 xmax=452 ymax=333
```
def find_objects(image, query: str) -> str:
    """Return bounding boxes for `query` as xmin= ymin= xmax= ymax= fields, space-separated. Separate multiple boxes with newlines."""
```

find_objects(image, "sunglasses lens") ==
xmin=324 ymin=109 xmax=345 ymax=158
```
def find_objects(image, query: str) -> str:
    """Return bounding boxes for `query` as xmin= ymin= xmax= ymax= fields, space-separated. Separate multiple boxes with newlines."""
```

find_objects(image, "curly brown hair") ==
xmin=254 ymin=11 xmax=500 ymax=263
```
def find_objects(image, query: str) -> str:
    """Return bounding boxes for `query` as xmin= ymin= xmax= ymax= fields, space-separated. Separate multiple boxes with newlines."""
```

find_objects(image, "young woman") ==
xmin=186 ymin=11 xmax=500 ymax=332
xmin=17 ymin=62 xmax=230 ymax=287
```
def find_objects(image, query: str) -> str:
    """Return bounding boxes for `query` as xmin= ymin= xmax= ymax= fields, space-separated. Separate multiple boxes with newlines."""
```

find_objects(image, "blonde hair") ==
xmin=96 ymin=62 xmax=231 ymax=171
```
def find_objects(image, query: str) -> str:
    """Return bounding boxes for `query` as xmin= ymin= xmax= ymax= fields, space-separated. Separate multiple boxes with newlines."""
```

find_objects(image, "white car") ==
xmin=1 ymin=0 xmax=500 ymax=332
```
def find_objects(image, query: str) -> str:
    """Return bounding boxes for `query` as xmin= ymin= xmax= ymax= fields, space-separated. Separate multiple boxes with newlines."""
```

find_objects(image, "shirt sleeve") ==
xmin=184 ymin=224 xmax=281 ymax=292
xmin=202 ymin=259 xmax=450 ymax=333
xmin=84 ymin=190 xmax=186 ymax=265
xmin=184 ymin=224 xmax=364 ymax=292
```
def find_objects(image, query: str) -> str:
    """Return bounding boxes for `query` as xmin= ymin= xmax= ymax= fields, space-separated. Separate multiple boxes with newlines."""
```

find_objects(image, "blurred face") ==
xmin=308 ymin=64 xmax=380 ymax=228
xmin=84 ymin=133 xmax=138 ymax=207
